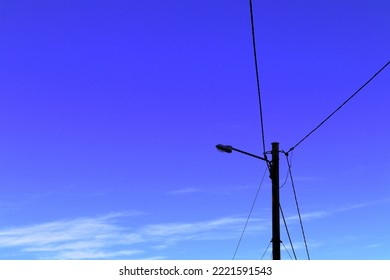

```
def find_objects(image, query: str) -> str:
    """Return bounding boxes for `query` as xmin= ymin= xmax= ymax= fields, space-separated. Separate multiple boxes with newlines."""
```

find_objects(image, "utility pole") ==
xmin=215 ymin=142 xmax=281 ymax=259
xmin=271 ymin=142 xmax=281 ymax=260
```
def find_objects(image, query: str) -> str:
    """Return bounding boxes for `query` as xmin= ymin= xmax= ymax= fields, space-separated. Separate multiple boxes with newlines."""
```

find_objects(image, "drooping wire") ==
xmin=232 ymin=166 xmax=268 ymax=259
xmin=280 ymin=204 xmax=297 ymax=260
xmin=280 ymin=150 xmax=294 ymax=189
xmin=249 ymin=0 xmax=267 ymax=158
xmin=285 ymin=152 xmax=310 ymax=260
xmin=279 ymin=169 xmax=289 ymax=189
xmin=288 ymin=60 xmax=390 ymax=153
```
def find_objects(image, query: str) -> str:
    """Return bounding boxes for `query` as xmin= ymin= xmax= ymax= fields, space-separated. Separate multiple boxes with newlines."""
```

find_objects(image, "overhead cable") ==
xmin=280 ymin=204 xmax=297 ymax=260
xmin=288 ymin=60 xmax=390 ymax=153
xmin=260 ymin=240 xmax=272 ymax=260
xmin=232 ymin=166 xmax=268 ymax=259
xmin=285 ymin=153 xmax=310 ymax=260
xmin=249 ymin=0 xmax=267 ymax=157
xmin=281 ymin=241 xmax=294 ymax=260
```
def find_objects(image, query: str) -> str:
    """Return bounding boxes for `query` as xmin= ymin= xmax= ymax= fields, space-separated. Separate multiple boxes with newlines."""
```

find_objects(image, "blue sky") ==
xmin=0 ymin=0 xmax=389 ymax=260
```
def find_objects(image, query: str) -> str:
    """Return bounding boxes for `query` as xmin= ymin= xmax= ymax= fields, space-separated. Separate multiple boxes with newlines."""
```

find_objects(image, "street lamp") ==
xmin=216 ymin=142 xmax=281 ymax=260
xmin=216 ymin=144 xmax=269 ymax=161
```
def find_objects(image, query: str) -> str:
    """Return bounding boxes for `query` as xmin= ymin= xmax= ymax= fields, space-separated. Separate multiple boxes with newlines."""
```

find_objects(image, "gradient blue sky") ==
xmin=0 ymin=0 xmax=389 ymax=260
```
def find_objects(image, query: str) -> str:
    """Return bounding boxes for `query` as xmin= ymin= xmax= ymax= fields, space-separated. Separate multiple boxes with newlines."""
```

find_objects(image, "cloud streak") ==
xmin=1 ymin=198 xmax=387 ymax=259
xmin=0 ymin=212 xmax=268 ymax=260
xmin=167 ymin=188 xmax=202 ymax=195
xmin=0 ymin=212 xmax=145 ymax=259
xmin=286 ymin=198 xmax=390 ymax=223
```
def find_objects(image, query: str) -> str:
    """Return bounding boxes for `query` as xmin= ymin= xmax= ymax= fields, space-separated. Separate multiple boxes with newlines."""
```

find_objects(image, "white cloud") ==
xmin=286 ymin=199 xmax=390 ymax=223
xmin=288 ymin=210 xmax=330 ymax=221
xmin=167 ymin=185 xmax=267 ymax=196
xmin=167 ymin=188 xmax=202 ymax=195
xmin=142 ymin=216 xmax=267 ymax=238
xmin=139 ymin=216 xmax=269 ymax=252
xmin=0 ymin=213 xmax=269 ymax=260
xmin=2 ymin=198 xmax=386 ymax=259
xmin=53 ymin=249 xmax=142 ymax=260
xmin=0 ymin=212 xmax=145 ymax=259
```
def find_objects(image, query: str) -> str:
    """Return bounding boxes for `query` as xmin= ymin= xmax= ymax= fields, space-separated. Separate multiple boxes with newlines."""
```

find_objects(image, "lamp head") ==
xmin=216 ymin=144 xmax=233 ymax=153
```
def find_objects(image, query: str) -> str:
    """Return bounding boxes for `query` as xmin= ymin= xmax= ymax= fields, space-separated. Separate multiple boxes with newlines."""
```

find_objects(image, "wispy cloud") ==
xmin=0 ymin=213 xmax=268 ymax=260
xmin=287 ymin=198 xmax=390 ymax=222
xmin=167 ymin=188 xmax=202 ymax=195
xmin=366 ymin=243 xmax=382 ymax=249
xmin=167 ymin=185 xmax=265 ymax=197
xmin=141 ymin=216 xmax=268 ymax=248
xmin=0 ymin=212 xmax=145 ymax=259
xmin=1 ymin=197 xmax=387 ymax=259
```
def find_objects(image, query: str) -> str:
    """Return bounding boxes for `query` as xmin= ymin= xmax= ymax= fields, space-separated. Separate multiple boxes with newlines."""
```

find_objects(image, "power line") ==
xmin=260 ymin=240 xmax=272 ymax=260
xmin=249 ymin=0 xmax=267 ymax=157
xmin=232 ymin=166 xmax=268 ymax=259
xmin=285 ymin=152 xmax=310 ymax=260
xmin=280 ymin=204 xmax=297 ymax=260
xmin=288 ymin=60 xmax=390 ymax=153
xmin=281 ymin=241 xmax=294 ymax=260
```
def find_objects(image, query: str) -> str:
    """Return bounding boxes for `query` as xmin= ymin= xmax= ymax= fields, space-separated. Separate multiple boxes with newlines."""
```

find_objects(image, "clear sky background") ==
xmin=0 ymin=0 xmax=389 ymax=260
